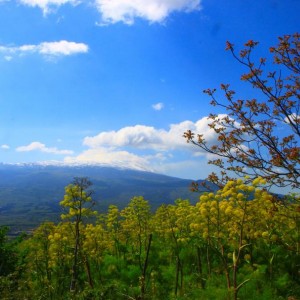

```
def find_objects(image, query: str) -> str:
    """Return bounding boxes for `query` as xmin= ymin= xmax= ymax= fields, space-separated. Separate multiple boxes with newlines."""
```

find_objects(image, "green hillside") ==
xmin=0 ymin=164 xmax=211 ymax=234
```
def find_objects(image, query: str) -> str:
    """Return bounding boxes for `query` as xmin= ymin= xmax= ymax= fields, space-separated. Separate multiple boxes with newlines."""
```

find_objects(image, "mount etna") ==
xmin=0 ymin=163 xmax=213 ymax=234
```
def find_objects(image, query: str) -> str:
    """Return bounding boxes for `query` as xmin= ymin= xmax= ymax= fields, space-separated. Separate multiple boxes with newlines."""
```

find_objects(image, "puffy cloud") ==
xmin=1 ymin=144 xmax=10 ymax=150
xmin=0 ymin=40 xmax=88 ymax=59
xmin=19 ymin=0 xmax=78 ymax=15
xmin=17 ymin=0 xmax=202 ymax=24
xmin=83 ymin=125 xmax=165 ymax=150
xmin=94 ymin=0 xmax=202 ymax=25
xmin=152 ymin=102 xmax=164 ymax=111
xmin=16 ymin=142 xmax=74 ymax=155
xmin=83 ymin=116 xmax=223 ymax=152
xmin=64 ymin=116 xmax=227 ymax=174
xmin=39 ymin=41 xmax=88 ymax=56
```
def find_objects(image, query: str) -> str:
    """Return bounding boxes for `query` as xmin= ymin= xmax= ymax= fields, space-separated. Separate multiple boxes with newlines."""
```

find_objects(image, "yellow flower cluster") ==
xmin=188 ymin=177 xmax=300 ymax=260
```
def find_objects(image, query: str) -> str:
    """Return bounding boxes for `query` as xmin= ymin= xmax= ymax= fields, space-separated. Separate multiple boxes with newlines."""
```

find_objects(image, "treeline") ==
xmin=0 ymin=177 xmax=299 ymax=299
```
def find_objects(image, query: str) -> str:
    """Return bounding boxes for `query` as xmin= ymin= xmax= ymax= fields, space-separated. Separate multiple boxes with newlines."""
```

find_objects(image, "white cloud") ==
xmin=17 ymin=0 xmax=202 ymax=24
xmin=83 ymin=116 xmax=222 ymax=152
xmin=0 ymin=40 xmax=88 ymax=59
xmin=84 ymin=125 xmax=164 ymax=150
xmin=19 ymin=0 xmax=79 ymax=15
xmin=1 ymin=144 xmax=10 ymax=150
xmin=16 ymin=142 xmax=74 ymax=155
xmin=94 ymin=0 xmax=202 ymax=24
xmin=63 ymin=116 xmax=227 ymax=175
xmin=39 ymin=41 xmax=88 ymax=56
xmin=152 ymin=102 xmax=164 ymax=111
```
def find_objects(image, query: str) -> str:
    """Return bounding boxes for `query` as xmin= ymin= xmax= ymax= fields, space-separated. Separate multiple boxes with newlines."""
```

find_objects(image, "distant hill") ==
xmin=0 ymin=163 xmax=215 ymax=234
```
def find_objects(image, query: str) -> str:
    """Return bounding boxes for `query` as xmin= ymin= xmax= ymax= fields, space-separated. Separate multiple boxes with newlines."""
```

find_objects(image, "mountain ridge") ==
xmin=0 ymin=160 xmax=154 ymax=172
xmin=0 ymin=164 xmax=214 ymax=234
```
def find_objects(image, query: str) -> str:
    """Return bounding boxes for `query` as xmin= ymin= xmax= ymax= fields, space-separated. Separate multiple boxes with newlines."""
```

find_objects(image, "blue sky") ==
xmin=0 ymin=0 xmax=299 ymax=182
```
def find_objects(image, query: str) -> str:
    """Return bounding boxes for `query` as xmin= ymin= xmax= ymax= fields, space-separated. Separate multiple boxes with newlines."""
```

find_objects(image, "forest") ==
xmin=0 ymin=33 xmax=299 ymax=299
xmin=0 ymin=176 xmax=299 ymax=299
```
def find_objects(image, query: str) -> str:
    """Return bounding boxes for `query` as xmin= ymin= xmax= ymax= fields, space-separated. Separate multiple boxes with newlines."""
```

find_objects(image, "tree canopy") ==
xmin=184 ymin=33 xmax=300 ymax=189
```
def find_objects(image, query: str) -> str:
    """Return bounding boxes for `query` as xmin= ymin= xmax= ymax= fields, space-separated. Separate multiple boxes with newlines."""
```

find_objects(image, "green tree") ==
xmin=184 ymin=33 xmax=300 ymax=189
xmin=120 ymin=196 xmax=153 ymax=299
xmin=60 ymin=177 xmax=96 ymax=293
xmin=0 ymin=226 xmax=15 ymax=276
xmin=104 ymin=205 xmax=122 ymax=258
xmin=0 ymin=227 xmax=26 ymax=298
xmin=154 ymin=200 xmax=194 ymax=297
